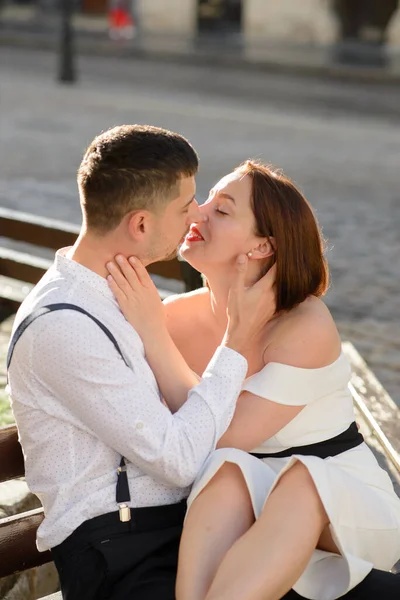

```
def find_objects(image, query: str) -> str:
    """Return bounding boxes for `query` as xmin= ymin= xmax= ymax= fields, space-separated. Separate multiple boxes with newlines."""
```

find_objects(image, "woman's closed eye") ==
xmin=216 ymin=208 xmax=229 ymax=216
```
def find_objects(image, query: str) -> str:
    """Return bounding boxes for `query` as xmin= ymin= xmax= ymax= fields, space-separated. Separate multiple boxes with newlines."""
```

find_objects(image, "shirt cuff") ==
xmin=196 ymin=346 xmax=248 ymax=442
xmin=203 ymin=345 xmax=248 ymax=381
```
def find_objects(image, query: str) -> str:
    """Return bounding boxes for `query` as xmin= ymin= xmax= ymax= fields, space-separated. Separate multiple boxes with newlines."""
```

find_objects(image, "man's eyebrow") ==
xmin=183 ymin=195 xmax=196 ymax=208
xmin=219 ymin=192 xmax=236 ymax=205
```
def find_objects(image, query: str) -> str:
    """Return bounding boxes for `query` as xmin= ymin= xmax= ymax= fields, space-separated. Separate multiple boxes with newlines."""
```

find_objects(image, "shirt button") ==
xmin=136 ymin=422 xmax=144 ymax=430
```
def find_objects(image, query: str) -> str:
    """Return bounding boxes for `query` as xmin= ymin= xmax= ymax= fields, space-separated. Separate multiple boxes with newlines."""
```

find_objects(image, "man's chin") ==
xmin=161 ymin=248 xmax=179 ymax=262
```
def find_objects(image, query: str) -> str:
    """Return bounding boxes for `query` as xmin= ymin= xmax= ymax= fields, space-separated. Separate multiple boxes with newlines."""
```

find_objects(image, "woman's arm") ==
xmin=218 ymin=300 xmax=342 ymax=450
xmin=107 ymin=258 xmax=200 ymax=412
xmin=140 ymin=326 xmax=200 ymax=413
xmin=106 ymin=255 xmax=277 ymax=413
xmin=217 ymin=392 xmax=304 ymax=450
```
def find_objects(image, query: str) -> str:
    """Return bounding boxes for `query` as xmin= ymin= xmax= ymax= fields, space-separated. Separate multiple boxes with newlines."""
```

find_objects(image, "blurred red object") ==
xmin=108 ymin=5 xmax=136 ymax=40
xmin=109 ymin=8 xmax=134 ymax=29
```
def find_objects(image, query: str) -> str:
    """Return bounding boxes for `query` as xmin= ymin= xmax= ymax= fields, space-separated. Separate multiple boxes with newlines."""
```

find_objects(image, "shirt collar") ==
xmin=54 ymin=247 xmax=116 ymax=303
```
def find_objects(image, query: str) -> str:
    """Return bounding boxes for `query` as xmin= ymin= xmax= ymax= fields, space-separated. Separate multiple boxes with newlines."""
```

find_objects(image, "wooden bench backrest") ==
xmin=0 ymin=206 xmax=184 ymax=285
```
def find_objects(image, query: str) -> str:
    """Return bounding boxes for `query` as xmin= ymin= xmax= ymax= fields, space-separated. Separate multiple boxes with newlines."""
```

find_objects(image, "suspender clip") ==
xmin=119 ymin=503 xmax=131 ymax=522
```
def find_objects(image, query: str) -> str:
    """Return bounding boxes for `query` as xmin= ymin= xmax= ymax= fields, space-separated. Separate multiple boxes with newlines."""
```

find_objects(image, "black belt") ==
xmin=250 ymin=421 xmax=363 ymax=460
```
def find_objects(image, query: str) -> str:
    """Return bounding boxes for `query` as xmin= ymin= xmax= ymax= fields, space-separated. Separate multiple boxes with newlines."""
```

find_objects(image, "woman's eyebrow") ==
xmin=218 ymin=192 xmax=236 ymax=205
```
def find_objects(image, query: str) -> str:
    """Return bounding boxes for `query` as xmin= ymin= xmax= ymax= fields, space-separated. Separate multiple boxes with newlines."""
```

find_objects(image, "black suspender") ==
xmin=7 ymin=303 xmax=132 ymax=522
xmin=6 ymin=303 xmax=129 ymax=370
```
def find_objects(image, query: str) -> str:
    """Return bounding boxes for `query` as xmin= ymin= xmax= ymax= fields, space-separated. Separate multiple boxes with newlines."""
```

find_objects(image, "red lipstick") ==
xmin=185 ymin=226 xmax=204 ymax=242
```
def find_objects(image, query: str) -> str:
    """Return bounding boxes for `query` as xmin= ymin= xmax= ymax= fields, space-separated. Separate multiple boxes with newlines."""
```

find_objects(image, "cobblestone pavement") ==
xmin=1 ymin=47 xmax=399 ymax=402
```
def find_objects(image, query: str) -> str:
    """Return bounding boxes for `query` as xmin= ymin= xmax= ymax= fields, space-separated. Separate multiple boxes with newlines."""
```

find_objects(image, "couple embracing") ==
xmin=7 ymin=124 xmax=400 ymax=600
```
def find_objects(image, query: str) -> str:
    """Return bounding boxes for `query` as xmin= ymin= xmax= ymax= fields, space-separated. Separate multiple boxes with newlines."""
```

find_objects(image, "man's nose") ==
xmin=187 ymin=199 xmax=207 ymax=223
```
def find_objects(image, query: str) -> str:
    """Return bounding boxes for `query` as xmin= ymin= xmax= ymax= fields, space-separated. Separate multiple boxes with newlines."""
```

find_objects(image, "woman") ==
xmin=107 ymin=160 xmax=400 ymax=600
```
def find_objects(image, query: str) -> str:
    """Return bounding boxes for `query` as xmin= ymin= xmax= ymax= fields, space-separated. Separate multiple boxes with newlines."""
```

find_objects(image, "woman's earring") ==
xmin=247 ymin=251 xmax=253 ymax=258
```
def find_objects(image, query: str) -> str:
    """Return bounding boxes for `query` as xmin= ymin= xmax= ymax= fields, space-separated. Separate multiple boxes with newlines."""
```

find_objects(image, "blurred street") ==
xmin=1 ymin=46 xmax=399 ymax=401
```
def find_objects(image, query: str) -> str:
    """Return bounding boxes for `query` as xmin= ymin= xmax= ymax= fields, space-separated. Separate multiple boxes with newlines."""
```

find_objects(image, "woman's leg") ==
xmin=176 ymin=462 xmax=255 ymax=600
xmin=205 ymin=461 xmax=333 ymax=600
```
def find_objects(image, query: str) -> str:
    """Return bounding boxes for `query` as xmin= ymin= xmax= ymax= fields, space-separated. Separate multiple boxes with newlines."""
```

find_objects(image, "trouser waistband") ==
xmin=52 ymin=500 xmax=187 ymax=556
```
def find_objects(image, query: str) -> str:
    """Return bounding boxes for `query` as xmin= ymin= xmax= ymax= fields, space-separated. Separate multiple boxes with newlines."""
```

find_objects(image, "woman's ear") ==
xmin=249 ymin=237 xmax=275 ymax=260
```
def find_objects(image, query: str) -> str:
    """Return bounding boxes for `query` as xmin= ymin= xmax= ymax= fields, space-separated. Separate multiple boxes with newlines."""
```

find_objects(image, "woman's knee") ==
xmin=276 ymin=461 xmax=315 ymax=491
xmin=194 ymin=462 xmax=253 ymax=513
xmin=272 ymin=462 xmax=329 ymax=524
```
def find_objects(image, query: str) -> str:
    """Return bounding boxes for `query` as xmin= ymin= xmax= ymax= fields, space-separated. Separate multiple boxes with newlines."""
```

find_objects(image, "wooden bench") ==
xmin=0 ymin=424 xmax=60 ymax=598
xmin=0 ymin=206 xmax=203 ymax=318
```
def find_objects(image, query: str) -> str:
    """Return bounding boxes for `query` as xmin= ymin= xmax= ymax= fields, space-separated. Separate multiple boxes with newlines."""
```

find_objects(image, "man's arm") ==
xmin=19 ymin=311 xmax=247 ymax=488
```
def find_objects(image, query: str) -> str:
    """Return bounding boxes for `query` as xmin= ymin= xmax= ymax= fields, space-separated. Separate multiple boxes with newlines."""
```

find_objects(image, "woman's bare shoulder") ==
xmin=163 ymin=287 xmax=209 ymax=324
xmin=263 ymin=296 xmax=342 ymax=369
xmin=163 ymin=286 xmax=209 ymax=308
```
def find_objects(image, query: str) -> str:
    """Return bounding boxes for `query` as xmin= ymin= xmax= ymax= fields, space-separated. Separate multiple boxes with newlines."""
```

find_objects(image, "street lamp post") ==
xmin=58 ymin=0 xmax=76 ymax=83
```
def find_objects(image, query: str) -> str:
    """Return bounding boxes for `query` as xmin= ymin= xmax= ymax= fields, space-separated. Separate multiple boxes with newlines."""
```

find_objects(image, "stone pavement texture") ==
xmin=0 ymin=47 xmax=399 ymax=403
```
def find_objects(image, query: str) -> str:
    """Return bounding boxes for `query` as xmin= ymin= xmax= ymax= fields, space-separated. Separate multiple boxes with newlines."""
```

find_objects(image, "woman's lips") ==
xmin=185 ymin=226 xmax=204 ymax=242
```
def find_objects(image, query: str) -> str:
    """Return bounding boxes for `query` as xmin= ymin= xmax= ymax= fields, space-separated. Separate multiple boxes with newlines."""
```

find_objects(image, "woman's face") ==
xmin=180 ymin=171 xmax=265 ymax=274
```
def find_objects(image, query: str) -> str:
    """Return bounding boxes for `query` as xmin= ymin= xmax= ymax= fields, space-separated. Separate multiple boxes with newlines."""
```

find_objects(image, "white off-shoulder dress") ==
xmin=187 ymin=353 xmax=400 ymax=600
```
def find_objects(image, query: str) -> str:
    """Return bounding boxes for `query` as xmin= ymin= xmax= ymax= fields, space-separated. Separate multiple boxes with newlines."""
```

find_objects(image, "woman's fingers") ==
xmin=114 ymin=255 xmax=142 ymax=291
xmin=127 ymin=256 xmax=153 ymax=288
xmin=106 ymin=273 xmax=128 ymax=304
xmin=106 ymin=260 xmax=135 ymax=297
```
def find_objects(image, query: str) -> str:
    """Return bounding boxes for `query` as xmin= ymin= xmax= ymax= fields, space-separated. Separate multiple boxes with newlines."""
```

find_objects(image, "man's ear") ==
xmin=250 ymin=237 xmax=275 ymax=260
xmin=127 ymin=210 xmax=153 ymax=241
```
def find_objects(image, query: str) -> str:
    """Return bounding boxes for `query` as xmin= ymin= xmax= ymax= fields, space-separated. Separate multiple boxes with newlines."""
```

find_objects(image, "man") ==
xmin=7 ymin=124 xmax=398 ymax=600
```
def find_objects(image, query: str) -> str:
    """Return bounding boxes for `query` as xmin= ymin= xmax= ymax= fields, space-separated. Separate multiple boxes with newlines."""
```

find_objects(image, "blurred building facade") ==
xmin=4 ymin=0 xmax=400 ymax=51
xmin=133 ymin=0 xmax=400 ymax=48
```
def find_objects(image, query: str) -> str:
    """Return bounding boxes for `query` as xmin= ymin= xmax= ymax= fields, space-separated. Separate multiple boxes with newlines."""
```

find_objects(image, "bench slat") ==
xmin=0 ymin=507 xmax=52 ymax=577
xmin=0 ymin=249 xmax=52 ymax=285
xmin=0 ymin=207 xmax=191 ymax=289
xmin=0 ymin=274 xmax=34 ymax=304
xmin=0 ymin=208 xmax=79 ymax=250
xmin=0 ymin=425 xmax=25 ymax=483
xmin=147 ymin=257 xmax=184 ymax=281
xmin=0 ymin=243 xmax=184 ymax=284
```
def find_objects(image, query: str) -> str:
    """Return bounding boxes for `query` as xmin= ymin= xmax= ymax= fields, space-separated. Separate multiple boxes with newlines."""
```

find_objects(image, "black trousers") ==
xmin=51 ymin=502 xmax=187 ymax=600
xmin=52 ymin=502 xmax=399 ymax=600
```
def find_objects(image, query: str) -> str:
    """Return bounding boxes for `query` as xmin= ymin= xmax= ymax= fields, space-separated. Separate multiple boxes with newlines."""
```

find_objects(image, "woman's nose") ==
xmin=196 ymin=204 xmax=209 ymax=222
xmin=196 ymin=211 xmax=208 ymax=222
xmin=190 ymin=203 xmax=208 ymax=224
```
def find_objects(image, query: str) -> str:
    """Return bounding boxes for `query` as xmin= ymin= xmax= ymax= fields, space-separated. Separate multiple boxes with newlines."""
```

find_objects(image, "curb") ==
xmin=2 ymin=29 xmax=400 ymax=86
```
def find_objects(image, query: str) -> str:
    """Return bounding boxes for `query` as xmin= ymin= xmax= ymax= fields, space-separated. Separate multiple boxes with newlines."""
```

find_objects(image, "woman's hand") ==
xmin=107 ymin=254 xmax=199 ymax=412
xmin=106 ymin=255 xmax=165 ymax=341
xmin=223 ymin=255 xmax=277 ymax=356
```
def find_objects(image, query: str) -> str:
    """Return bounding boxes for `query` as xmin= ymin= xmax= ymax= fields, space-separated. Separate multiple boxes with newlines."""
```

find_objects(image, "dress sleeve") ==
xmin=242 ymin=355 xmax=349 ymax=406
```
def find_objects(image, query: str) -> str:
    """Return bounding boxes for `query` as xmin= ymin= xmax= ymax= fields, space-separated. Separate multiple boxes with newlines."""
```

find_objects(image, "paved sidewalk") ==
xmin=2 ymin=5 xmax=400 ymax=84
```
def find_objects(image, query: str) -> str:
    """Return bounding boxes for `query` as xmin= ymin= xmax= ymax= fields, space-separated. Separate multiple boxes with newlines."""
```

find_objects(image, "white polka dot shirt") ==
xmin=7 ymin=251 xmax=247 ymax=551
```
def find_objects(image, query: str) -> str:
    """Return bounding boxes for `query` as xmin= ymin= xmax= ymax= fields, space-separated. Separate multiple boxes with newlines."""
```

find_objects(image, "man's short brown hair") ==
xmin=77 ymin=124 xmax=199 ymax=233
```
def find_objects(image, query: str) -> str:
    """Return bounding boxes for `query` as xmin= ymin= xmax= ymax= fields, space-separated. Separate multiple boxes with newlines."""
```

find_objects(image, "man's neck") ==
xmin=65 ymin=230 xmax=141 ymax=279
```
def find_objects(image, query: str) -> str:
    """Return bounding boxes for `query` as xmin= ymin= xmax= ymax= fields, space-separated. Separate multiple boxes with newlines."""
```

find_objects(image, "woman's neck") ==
xmin=206 ymin=273 xmax=231 ymax=330
xmin=205 ymin=263 xmax=263 ymax=331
